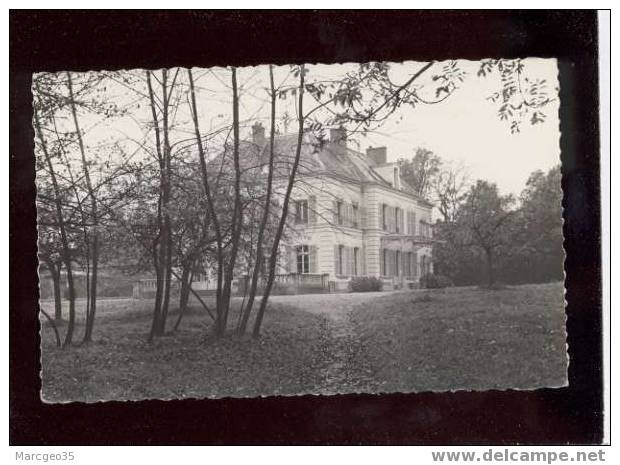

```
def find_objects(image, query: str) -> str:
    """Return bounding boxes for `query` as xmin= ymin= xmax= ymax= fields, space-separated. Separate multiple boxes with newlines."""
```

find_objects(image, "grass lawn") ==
xmin=40 ymin=282 xmax=568 ymax=401
xmin=349 ymin=282 xmax=568 ymax=393
xmin=40 ymin=300 xmax=331 ymax=402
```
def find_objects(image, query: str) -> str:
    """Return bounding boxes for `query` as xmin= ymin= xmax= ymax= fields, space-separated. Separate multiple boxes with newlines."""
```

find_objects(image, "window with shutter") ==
xmin=286 ymin=245 xmax=295 ymax=273
xmin=352 ymin=203 xmax=359 ymax=228
xmin=394 ymin=207 xmax=399 ymax=232
xmin=381 ymin=203 xmax=387 ymax=230
xmin=347 ymin=247 xmax=355 ymax=276
xmin=287 ymin=203 xmax=295 ymax=227
xmin=333 ymin=244 xmax=340 ymax=275
xmin=308 ymin=196 xmax=317 ymax=224
xmin=309 ymin=245 xmax=318 ymax=273
xmin=393 ymin=207 xmax=397 ymax=232
xmin=380 ymin=248 xmax=386 ymax=276
xmin=391 ymin=250 xmax=397 ymax=276
xmin=404 ymin=252 xmax=410 ymax=277
xmin=295 ymin=200 xmax=308 ymax=224
xmin=337 ymin=201 xmax=344 ymax=225
xmin=407 ymin=210 xmax=413 ymax=235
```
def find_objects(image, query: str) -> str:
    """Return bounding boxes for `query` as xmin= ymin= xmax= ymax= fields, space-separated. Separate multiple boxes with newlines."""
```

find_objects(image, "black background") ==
xmin=9 ymin=10 xmax=604 ymax=445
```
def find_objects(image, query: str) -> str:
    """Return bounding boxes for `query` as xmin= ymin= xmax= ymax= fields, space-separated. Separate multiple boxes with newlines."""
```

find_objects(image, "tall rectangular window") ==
xmin=337 ymin=201 xmax=343 ymax=225
xmin=405 ymin=252 xmax=412 ymax=277
xmin=382 ymin=249 xmax=388 ymax=276
xmin=382 ymin=204 xmax=388 ymax=230
xmin=295 ymin=199 xmax=308 ymax=224
xmin=353 ymin=247 xmax=359 ymax=276
xmin=352 ymin=203 xmax=359 ymax=228
xmin=395 ymin=207 xmax=401 ymax=233
xmin=296 ymin=245 xmax=309 ymax=274
xmin=395 ymin=250 xmax=400 ymax=276
xmin=338 ymin=245 xmax=345 ymax=275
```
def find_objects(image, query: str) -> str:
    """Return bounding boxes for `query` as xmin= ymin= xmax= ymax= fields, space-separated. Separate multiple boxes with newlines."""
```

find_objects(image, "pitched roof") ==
xmin=211 ymin=132 xmax=431 ymax=205
xmin=269 ymin=133 xmax=429 ymax=204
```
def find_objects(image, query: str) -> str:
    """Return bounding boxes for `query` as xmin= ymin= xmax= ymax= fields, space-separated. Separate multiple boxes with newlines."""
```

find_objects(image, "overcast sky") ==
xmin=77 ymin=58 xmax=560 ymax=198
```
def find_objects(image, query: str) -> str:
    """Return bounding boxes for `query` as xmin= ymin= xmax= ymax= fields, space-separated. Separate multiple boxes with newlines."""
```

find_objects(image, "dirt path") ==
xmin=268 ymin=293 xmax=386 ymax=394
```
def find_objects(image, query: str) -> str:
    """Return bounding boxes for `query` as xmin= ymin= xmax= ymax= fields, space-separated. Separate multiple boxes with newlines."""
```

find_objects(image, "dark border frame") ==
xmin=9 ymin=10 xmax=604 ymax=445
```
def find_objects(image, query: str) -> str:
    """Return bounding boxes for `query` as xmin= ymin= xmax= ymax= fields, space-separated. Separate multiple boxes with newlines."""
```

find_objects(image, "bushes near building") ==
xmin=349 ymin=276 xmax=383 ymax=292
xmin=419 ymin=272 xmax=453 ymax=289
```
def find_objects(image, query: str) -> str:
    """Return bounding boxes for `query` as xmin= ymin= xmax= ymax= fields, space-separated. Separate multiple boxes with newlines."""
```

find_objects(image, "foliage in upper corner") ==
xmin=478 ymin=58 xmax=556 ymax=134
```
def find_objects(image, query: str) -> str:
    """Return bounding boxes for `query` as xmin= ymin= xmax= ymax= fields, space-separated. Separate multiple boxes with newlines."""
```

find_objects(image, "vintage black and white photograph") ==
xmin=35 ymin=57 xmax=567 ymax=402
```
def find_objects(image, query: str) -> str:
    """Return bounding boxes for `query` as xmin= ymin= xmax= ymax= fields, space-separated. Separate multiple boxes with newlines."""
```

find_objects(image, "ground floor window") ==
xmin=404 ymin=252 xmax=419 ymax=277
xmin=297 ymin=245 xmax=309 ymax=274
xmin=381 ymin=249 xmax=388 ymax=276
xmin=336 ymin=245 xmax=344 ymax=275
xmin=335 ymin=245 xmax=362 ymax=276
xmin=420 ymin=255 xmax=431 ymax=275
xmin=381 ymin=249 xmax=415 ymax=277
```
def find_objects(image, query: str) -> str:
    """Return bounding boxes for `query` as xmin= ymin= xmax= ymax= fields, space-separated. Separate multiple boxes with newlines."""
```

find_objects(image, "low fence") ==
xmin=133 ymin=274 xmax=330 ymax=299
xmin=239 ymin=273 xmax=331 ymax=295
xmin=133 ymin=273 xmax=417 ymax=299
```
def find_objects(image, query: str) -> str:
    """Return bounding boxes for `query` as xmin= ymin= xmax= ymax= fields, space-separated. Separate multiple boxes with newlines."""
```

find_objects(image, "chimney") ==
xmin=366 ymin=146 xmax=387 ymax=165
xmin=252 ymin=122 xmax=266 ymax=146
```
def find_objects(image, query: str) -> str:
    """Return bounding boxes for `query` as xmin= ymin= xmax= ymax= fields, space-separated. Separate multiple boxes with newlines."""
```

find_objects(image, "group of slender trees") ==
xmin=35 ymin=59 xmax=556 ymax=348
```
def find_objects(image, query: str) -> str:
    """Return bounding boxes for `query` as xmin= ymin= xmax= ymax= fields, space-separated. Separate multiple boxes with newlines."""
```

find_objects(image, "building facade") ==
xmin=261 ymin=125 xmax=434 ymax=291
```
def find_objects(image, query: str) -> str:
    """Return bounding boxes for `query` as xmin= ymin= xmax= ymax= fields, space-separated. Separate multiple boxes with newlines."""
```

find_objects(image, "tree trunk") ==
xmin=40 ymin=307 xmax=62 ymax=348
xmin=85 ymin=237 xmax=98 ymax=341
xmin=146 ymin=69 xmax=167 ymax=341
xmin=159 ymin=68 xmax=173 ymax=336
xmin=238 ymin=64 xmax=277 ymax=334
xmin=33 ymin=95 xmax=76 ymax=348
xmin=253 ymin=65 xmax=306 ymax=338
xmin=174 ymin=266 xmax=193 ymax=331
xmin=52 ymin=263 xmax=62 ymax=321
xmin=67 ymin=72 xmax=100 ymax=344
xmin=187 ymin=68 xmax=225 ymax=336
xmin=43 ymin=258 xmax=62 ymax=321
xmin=216 ymin=67 xmax=243 ymax=337
xmin=485 ymin=247 xmax=495 ymax=287
xmin=43 ymin=258 xmax=63 ymax=321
